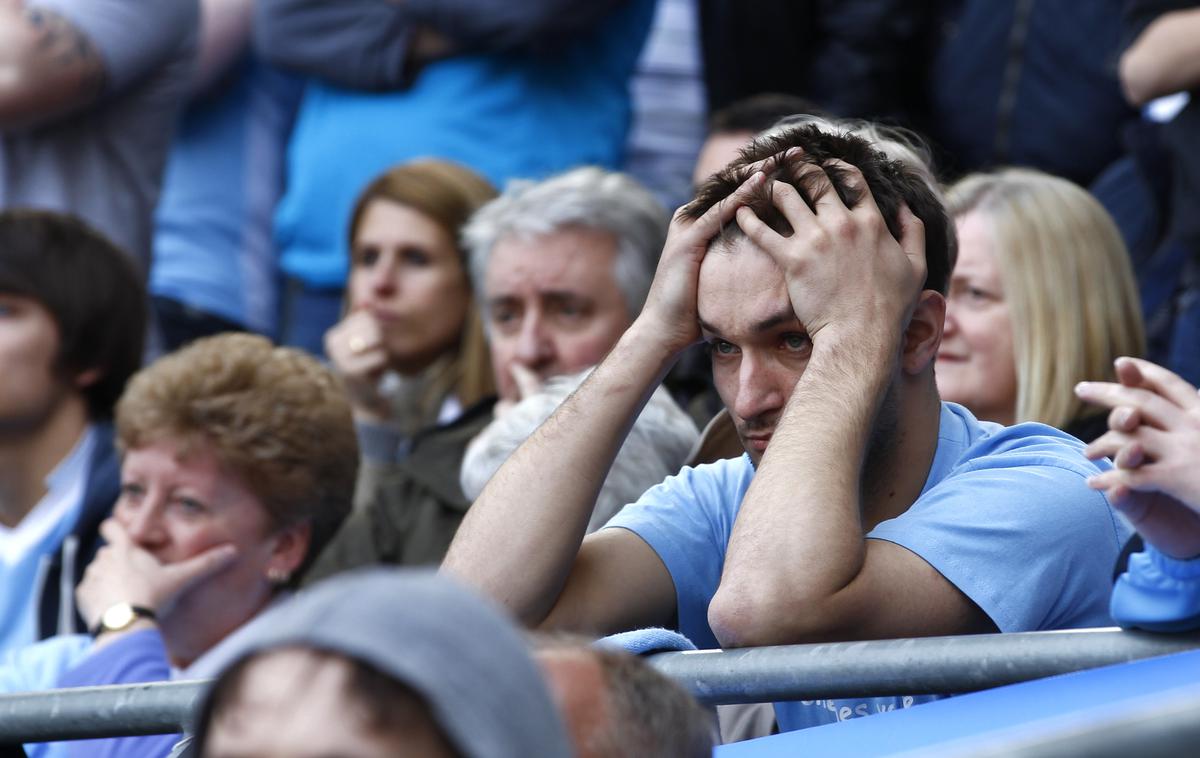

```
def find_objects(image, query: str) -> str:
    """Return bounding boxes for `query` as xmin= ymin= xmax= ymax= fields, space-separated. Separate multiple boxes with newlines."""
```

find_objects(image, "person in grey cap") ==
xmin=190 ymin=567 xmax=572 ymax=758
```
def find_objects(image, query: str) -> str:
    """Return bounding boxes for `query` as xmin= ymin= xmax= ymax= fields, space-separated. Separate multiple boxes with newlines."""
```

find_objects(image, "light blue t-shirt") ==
xmin=0 ymin=634 xmax=91 ymax=758
xmin=0 ymin=429 xmax=96 ymax=654
xmin=1111 ymin=545 xmax=1200 ymax=632
xmin=606 ymin=402 xmax=1132 ymax=732
xmin=151 ymin=57 xmax=303 ymax=334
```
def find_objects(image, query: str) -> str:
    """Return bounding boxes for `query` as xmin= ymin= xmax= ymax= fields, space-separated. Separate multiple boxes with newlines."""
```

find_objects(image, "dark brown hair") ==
xmin=682 ymin=123 xmax=954 ymax=294
xmin=0 ymin=210 xmax=146 ymax=420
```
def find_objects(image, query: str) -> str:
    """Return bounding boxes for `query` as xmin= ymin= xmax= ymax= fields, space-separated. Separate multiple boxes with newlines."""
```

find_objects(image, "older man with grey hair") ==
xmin=463 ymin=166 xmax=668 ymax=403
xmin=304 ymin=167 xmax=674 ymax=576
xmin=461 ymin=370 xmax=699 ymax=533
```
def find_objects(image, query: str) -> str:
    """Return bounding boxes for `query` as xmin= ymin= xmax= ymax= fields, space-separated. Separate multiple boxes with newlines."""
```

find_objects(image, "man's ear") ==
xmin=901 ymin=290 xmax=945 ymax=375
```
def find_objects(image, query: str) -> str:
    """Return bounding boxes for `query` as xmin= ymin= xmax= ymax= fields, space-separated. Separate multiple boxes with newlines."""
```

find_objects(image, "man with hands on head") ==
xmin=443 ymin=119 xmax=1130 ymax=732
xmin=1077 ymin=359 xmax=1200 ymax=631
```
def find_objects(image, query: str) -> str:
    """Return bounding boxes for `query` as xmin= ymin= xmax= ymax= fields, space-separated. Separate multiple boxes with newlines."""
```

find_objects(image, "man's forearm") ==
xmin=1121 ymin=8 xmax=1200 ymax=105
xmin=710 ymin=327 xmax=896 ymax=646
xmin=442 ymin=319 xmax=680 ymax=625
xmin=254 ymin=0 xmax=416 ymax=90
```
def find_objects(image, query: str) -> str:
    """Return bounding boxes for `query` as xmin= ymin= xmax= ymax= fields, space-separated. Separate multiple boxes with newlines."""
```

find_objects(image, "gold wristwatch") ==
xmin=90 ymin=602 xmax=157 ymax=637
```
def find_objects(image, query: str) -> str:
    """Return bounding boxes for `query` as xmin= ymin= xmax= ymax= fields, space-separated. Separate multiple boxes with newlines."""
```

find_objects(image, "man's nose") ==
xmin=513 ymin=313 xmax=555 ymax=369
xmin=732 ymin=354 xmax=785 ymax=423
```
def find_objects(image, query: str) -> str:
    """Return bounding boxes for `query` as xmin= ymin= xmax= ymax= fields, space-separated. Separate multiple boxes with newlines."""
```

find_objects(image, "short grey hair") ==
xmin=462 ymin=167 xmax=669 ymax=319
xmin=460 ymin=370 xmax=698 ymax=532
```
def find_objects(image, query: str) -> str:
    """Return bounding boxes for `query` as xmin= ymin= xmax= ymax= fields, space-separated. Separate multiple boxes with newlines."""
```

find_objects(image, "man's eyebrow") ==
xmin=752 ymin=308 xmax=800 ymax=333
xmin=542 ymin=290 xmax=593 ymax=303
xmin=698 ymin=308 xmax=800 ymax=337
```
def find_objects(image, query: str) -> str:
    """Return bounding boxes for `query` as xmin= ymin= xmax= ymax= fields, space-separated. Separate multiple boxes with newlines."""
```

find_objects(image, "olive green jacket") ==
xmin=303 ymin=399 xmax=496 ymax=584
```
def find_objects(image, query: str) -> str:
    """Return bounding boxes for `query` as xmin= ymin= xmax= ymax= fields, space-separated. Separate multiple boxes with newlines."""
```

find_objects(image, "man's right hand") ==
xmin=734 ymin=161 xmax=926 ymax=349
xmin=324 ymin=309 xmax=392 ymax=421
xmin=633 ymin=171 xmax=766 ymax=355
xmin=1078 ymin=358 xmax=1200 ymax=558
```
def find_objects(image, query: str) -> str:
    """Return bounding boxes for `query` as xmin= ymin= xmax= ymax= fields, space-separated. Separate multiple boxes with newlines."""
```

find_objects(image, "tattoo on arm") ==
xmin=24 ymin=6 xmax=106 ymax=98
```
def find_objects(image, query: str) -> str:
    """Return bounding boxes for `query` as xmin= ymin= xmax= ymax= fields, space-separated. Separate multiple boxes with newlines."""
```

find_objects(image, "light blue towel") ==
xmin=596 ymin=627 xmax=697 ymax=656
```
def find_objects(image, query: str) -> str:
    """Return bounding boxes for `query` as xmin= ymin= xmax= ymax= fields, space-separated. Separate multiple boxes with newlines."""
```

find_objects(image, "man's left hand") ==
xmin=734 ymin=160 xmax=926 ymax=346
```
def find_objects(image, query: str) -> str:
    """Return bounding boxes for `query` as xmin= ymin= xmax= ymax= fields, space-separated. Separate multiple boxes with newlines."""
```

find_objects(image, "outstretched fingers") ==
xmin=162 ymin=543 xmax=239 ymax=593
xmin=1075 ymin=380 xmax=1185 ymax=431
xmin=1086 ymin=426 xmax=1168 ymax=467
xmin=895 ymin=203 xmax=928 ymax=289
xmin=1108 ymin=404 xmax=1142 ymax=434
xmin=735 ymin=203 xmax=781 ymax=256
xmin=1115 ymin=357 xmax=1200 ymax=411
xmin=685 ymin=170 xmax=766 ymax=244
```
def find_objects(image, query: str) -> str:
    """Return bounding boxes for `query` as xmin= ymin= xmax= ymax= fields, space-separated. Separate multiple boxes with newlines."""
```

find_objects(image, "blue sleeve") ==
xmin=604 ymin=457 xmax=753 ymax=651
xmin=0 ymin=635 xmax=92 ymax=694
xmin=1111 ymin=545 xmax=1200 ymax=632
xmin=30 ymin=0 xmax=197 ymax=94
xmin=58 ymin=630 xmax=181 ymax=758
xmin=869 ymin=461 xmax=1129 ymax=632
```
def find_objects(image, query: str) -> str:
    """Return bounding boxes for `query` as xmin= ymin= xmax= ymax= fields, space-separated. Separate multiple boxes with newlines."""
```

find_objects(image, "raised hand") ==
xmin=733 ymin=160 xmax=926 ymax=347
xmin=635 ymin=171 xmax=767 ymax=355
xmin=324 ymin=309 xmax=392 ymax=420
xmin=1077 ymin=357 xmax=1200 ymax=558
xmin=493 ymin=362 xmax=545 ymax=418
xmin=76 ymin=519 xmax=238 ymax=632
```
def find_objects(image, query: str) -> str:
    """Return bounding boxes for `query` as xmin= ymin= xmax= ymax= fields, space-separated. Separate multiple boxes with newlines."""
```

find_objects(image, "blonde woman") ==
xmin=938 ymin=168 xmax=1146 ymax=441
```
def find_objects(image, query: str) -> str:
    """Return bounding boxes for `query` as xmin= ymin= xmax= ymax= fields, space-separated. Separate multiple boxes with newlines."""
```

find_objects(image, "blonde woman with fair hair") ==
xmin=939 ymin=168 xmax=1146 ymax=440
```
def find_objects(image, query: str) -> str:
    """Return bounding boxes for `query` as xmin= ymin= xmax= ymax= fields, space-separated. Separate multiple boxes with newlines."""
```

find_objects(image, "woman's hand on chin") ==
xmin=77 ymin=518 xmax=239 ymax=638
xmin=325 ymin=309 xmax=393 ymax=421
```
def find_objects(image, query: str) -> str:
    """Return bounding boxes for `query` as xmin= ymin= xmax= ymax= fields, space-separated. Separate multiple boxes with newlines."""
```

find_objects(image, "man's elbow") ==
xmin=1119 ymin=48 xmax=1164 ymax=107
xmin=708 ymin=584 xmax=838 ymax=649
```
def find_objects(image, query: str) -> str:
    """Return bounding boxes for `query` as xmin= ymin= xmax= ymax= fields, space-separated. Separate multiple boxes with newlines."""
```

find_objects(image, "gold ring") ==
xmin=349 ymin=335 xmax=368 ymax=354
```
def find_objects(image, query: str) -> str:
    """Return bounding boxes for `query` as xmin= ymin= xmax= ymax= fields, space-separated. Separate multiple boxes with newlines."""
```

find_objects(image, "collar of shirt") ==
xmin=0 ymin=425 xmax=98 ymax=565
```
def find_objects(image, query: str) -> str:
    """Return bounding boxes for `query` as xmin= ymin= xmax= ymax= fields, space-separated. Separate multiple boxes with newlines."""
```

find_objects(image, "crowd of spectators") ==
xmin=2 ymin=0 xmax=1200 ymax=756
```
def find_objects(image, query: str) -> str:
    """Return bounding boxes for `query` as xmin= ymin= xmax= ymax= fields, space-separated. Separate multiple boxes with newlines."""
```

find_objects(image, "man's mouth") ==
xmin=743 ymin=433 xmax=772 ymax=453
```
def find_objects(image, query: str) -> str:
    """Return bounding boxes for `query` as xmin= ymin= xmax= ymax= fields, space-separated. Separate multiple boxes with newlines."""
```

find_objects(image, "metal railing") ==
xmin=649 ymin=626 xmax=1200 ymax=705
xmin=2 ymin=627 xmax=1199 ymax=744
